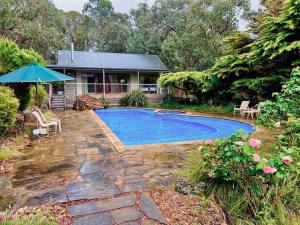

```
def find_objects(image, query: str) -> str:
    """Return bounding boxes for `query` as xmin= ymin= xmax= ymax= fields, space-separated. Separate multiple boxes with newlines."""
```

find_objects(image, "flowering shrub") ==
xmin=182 ymin=132 xmax=299 ymax=224
xmin=198 ymin=133 xmax=296 ymax=183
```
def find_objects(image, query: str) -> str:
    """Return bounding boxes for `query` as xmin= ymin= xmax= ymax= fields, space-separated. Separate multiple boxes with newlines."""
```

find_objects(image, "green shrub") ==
xmin=257 ymin=67 xmax=300 ymax=127
xmin=29 ymin=84 xmax=47 ymax=107
xmin=181 ymin=133 xmax=299 ymax=224
xmin=119 ymin=90 xmax=149 ymax=107
xmin=100 ymin=95 xmax=110 ymax=109
xmin=10 ymin=84 xmax=31 ymax=111
xmin=155 ymin=99 xmax=234 ymax=114
xmin=0 ymin=86 xmax=19 ymax=135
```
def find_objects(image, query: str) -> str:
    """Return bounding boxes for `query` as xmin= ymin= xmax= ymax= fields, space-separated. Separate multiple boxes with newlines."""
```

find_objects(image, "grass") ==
xmin=0 ymin=149 xmax=21 ymax=161
xmin=0 ymin=205 xmax=69 ymax=225
xmin=148 ymin=102 xmax=235 ymax=114
xmin=0 ymin=210 xmax=60 ymax=225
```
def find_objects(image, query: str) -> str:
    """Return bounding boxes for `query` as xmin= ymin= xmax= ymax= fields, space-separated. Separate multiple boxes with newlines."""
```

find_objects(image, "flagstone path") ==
xmin=2 ymin=110 xmax=195 ymax=225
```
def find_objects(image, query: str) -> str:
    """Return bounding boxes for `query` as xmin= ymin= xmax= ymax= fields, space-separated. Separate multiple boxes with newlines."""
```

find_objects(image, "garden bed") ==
xmin=150 ymin=185 xmax=226 ymax=225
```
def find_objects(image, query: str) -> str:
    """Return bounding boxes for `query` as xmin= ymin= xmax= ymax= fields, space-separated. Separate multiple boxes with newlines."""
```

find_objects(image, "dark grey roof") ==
xmin=50 ymin=50 xmax=169 ymax=71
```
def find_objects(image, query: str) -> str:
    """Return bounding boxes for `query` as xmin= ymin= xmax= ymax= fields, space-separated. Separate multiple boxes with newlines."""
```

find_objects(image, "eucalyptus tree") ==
xmin=65 ymin=11 xmax=94 ymax=51
xmin=82 ymin=0 xmax=130 ymax=53
xmin=128 ymin=0 xmax=251 ymax=71
xmin=0 ymin=0 xmax=67 ymax=61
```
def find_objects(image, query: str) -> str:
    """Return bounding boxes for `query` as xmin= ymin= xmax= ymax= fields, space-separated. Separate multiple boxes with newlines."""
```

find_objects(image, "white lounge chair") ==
xmin=234 ymin=101 xmax=250 ymax=116
xmin=32 ymin=111 xmax=59 ymax=134
xmin=243 ymin=102 xmax=265 ymax=119
xmin=35 ymin=109 xmax=61 ymax=132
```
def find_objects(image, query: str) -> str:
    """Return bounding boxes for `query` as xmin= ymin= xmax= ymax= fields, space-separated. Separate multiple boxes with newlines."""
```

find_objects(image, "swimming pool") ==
xmin=94 ymin=108 xmax=256 ymax=146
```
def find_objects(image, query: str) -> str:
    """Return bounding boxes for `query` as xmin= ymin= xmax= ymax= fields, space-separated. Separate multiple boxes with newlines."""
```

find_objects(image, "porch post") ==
xmin=137 ymin=70 xmax=140 ymax=90
xmin=102 ymin=69 xmax=106 ymax=96
xmin=63 ymin=69 xmax=67 ymax=95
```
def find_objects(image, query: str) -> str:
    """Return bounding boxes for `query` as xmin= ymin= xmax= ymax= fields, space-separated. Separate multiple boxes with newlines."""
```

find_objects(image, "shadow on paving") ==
xmin=0 ymin=110 xmax=195 ymax=225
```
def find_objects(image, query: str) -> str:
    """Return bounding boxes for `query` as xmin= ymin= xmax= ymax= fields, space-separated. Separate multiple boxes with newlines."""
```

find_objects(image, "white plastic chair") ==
xmin=244 ymin=102 xmax=265 ymax=119
xmin=35 ymin=109 xmax=61 ymax=132
xmin=32 ymin=111 xmax=59 ymax=134
xmin=234 ymin=101 xmax=250 ymax=116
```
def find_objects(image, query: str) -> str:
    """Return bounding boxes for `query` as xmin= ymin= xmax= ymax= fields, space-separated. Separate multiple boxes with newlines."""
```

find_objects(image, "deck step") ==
xmin=50 ymin=95 xmax=65 ymax=109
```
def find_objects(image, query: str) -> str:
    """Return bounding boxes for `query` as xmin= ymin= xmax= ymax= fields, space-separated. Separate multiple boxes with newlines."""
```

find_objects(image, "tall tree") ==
xmin=128 ymin=0 xmax=251 ymax=71
xmin=82 ymin=0 xmax=130 ymax=53
xmin=0 ymin=0 xmax=67 ymax=61
xmin=65 ymin=11 xmax=94 ymax=51
xmin=83 ymin=0 xmax=114 ymax=21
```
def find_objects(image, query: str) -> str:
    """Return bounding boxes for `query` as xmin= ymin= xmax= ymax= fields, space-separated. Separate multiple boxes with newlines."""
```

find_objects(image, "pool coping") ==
xmin=90 ymin=109 xmax=257 ymax=153
xmin=90 ymin=110 xmax=203 ymax=152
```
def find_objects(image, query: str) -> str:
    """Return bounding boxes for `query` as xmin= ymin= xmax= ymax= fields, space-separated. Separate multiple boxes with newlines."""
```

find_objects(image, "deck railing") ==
xmin=64 ymin=83 xmax=167 ymax=96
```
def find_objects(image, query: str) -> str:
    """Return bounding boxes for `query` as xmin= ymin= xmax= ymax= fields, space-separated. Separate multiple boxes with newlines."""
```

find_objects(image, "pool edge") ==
xmin=90 ymin=110 xmax=204 ymax=152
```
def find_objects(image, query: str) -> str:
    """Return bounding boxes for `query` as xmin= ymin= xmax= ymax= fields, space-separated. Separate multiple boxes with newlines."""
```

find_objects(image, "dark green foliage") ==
xmin=257 ymin=67 xmax=300 ymax=127
xmin=229 ymin=75 xmax=286 ymax=102
xmin=159 ymin=0 xmax=300 ymax=104
xmin=129 ymin=0 xmax=250 ymax=71
xmin=152 ymin=99 xmax=234 ymax=114
xmin=29 ymin=84 xmax=47 ymax=108
xmin=119 ymin=90 xmax=149 ymax=107
xmin=0 ymin=86 xmax=19 ymax=135
xmin=0 ymin=0 xmax=67 ymax=60
xmin=11 ymin=84 xmax=31 ymax=111
xmin=158 ymin=71 xmax=220 ymax=103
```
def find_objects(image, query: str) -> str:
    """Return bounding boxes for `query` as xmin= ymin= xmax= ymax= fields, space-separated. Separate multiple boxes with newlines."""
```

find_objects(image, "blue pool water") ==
xmin=94 ymin=108 xmax=256 ymax=146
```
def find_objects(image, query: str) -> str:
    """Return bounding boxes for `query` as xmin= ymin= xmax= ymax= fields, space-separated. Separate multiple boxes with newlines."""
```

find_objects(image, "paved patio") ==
xmin=1 ymin=110 xmax=195 ymax=225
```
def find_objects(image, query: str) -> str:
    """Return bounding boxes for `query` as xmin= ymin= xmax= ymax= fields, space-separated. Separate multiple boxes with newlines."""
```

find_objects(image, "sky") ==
xmin=52 ymin=0 xmax=261 ymax=30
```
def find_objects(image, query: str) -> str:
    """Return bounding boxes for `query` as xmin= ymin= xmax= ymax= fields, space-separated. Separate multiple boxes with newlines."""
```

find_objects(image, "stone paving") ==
xmin=2 ymin=110 xmax=196 ymax=225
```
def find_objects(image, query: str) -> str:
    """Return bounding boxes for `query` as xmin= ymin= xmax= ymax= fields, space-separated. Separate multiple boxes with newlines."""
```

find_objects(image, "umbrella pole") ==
xmin=35 ymin=83 xmax=39 ymax=108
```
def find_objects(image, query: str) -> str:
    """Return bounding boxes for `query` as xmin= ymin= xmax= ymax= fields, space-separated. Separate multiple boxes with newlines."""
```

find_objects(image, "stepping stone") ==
xmin=79 ymin=172 xmax=105 ymax=181
xmin=73 ymin=212 xmax=113 ymax=225
xmin=21 ymin=188 xmax=68 ymax=207
xmin=121 ymin=182 xmax=149 ymax=192
xmin=80 ymin=160 xmax=106 ymax=174
xmin=77 ymin=148 xmax=100 ymax=155
xmin=66 ymin=179 xmax=120 ymax=201
xmin=140 ymin=193 xmax=167 ymax=224
xmin=69 ymin=195 xmax=136 ymax=217
xmin=111 ymin=207 xmax=142 ymax=224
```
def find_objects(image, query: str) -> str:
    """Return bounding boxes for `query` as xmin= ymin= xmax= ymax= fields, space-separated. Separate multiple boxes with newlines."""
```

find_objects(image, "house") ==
xmin=47 ymin=50 xmax=169 ymax=108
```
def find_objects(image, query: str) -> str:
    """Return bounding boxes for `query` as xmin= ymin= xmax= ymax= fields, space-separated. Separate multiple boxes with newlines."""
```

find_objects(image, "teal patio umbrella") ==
xmin=0 ymin=62 xmax=75 ymax=107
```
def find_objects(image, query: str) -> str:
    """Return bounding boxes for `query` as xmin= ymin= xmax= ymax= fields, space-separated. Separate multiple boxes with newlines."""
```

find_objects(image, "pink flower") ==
xmin=275 ymin=122 xmax=281 ymax=128
xmin=263 ymin=165 xmax=277 ymax=174
xmin=234 ymin=141 xmax=243 ymax=146
xmin=252 ymin=154 xmax=260 ymax=162
xmin=282 ymin=156 xmax=293 ymax=164
xmin=297 ymin=118 xmax=300 ymax=120
xmin=205 ymin=139 xmax=213 ymax=145
xmin=208 ymin=172 xmax=213 ymax=177
xmin=248 ymin=139 xmax=261 ymax=149
xmin=211 ymin=160 xmax=216 ymax=166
